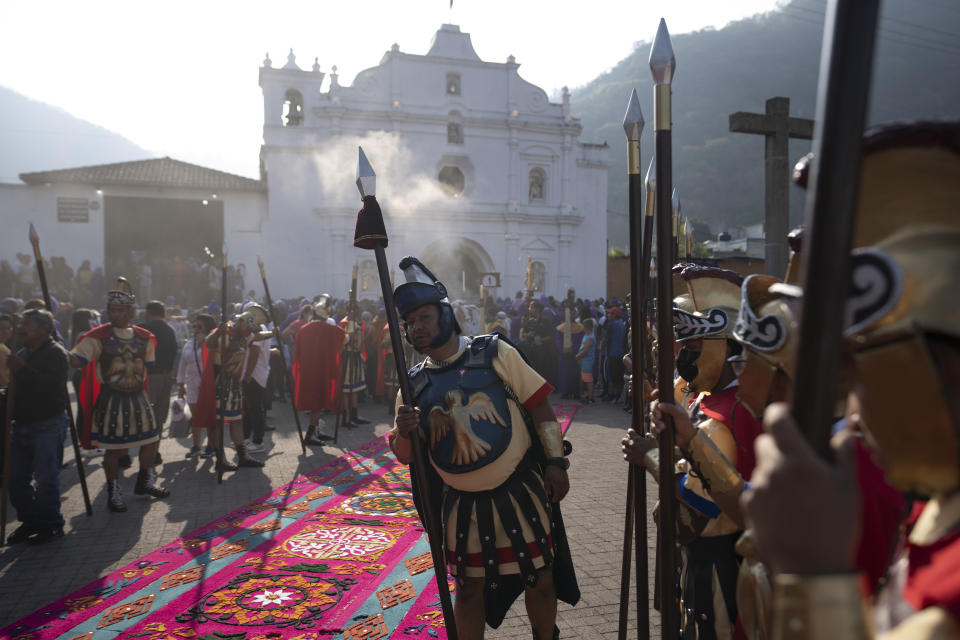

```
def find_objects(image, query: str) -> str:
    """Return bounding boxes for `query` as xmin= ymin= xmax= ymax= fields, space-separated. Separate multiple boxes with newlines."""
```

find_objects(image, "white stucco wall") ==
xmin=258 ymin=24 xmax=610 ymax=300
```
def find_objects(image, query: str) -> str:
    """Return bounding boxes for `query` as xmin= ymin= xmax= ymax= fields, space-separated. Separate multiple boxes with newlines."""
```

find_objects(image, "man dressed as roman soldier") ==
xmin=72 ymin=278 xmax=169 ymax=512
xmin=195 ymin=306 xmax=267 ymax=470
xmin=623 ymin=265 xmax=766 ymax=640
xmin=742 ymin=121 xmax=960 ymax=639
xmin=339 ymin=304 xmax=369 ymax=427
xmin=389 ymin=257 xmax=579 ymax=639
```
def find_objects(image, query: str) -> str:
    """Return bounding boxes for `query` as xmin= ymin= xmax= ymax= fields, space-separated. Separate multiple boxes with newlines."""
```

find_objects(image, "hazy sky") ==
xmin=0 ymin=0 xmax=782 ymax=178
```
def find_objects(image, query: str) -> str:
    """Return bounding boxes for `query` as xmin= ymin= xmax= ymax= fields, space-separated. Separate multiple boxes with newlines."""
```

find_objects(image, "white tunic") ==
xmin=176 ymin=337 xmax=205 ymax=404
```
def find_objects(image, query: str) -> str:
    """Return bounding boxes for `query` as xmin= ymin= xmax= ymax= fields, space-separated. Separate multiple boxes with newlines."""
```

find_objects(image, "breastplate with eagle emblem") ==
xmin=409 ymin=336 xmax=514 ymax=475
xmin=99 ymin=330 xmax=149 ymax=393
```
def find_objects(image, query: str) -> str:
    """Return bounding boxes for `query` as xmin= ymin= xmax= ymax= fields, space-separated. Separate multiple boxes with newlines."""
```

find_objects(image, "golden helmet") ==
xmin=845 ymin=227 xmax=960 ymax=496
xmin=672 ymin=264 xmax=743 ymax=342
xmin=810 ymin=120 xmax=960 ymax=496
xmin=732 ymin=275 xmax=801 ymax=418
xmin=672 ymin=264 xmax=744 ymax=394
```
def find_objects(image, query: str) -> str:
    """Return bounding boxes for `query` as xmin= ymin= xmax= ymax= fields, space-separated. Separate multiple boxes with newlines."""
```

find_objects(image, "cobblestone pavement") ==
xmin=1 ymin=394 xmax=661 ymax=639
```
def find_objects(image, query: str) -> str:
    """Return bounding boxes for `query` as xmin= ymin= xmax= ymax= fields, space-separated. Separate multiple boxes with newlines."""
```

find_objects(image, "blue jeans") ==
xmin=10 ymin=412 xmax=68 ymax=528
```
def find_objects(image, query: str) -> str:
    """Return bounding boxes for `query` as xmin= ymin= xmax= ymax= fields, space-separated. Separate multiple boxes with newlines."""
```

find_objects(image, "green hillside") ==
xmin=571 ymin=0 xmax=960 ymax=246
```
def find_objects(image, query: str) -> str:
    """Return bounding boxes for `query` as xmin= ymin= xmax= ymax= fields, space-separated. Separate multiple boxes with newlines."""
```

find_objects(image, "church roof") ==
xmin=426 ymin=24 xmax=481 ymax=61
xmin=19 ymin=157 xmax=265 ymax=192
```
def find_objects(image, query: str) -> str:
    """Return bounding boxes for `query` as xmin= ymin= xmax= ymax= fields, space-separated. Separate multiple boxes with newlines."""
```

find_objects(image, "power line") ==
xmin=795 ymin=0 xmax=960 ymax=49
xmin=784 ymin=3 xmax=960 ymax=58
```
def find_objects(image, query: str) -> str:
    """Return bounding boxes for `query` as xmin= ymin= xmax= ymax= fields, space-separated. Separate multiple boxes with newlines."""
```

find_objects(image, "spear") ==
xmin=649 ymin=18 xmax=679 ymax=638
xmin=352 ymin=147 xmax=458 ymax=640
xmin=28 ymin=223 xmax=93 ymax=516
xmin=792 ymin=0 xmax=881 ymax=457
xmin=216 ymin=243 xmax=228 ymax=484
xmin=256 ymin=257 xmax=306 ymax=455
xmin=618 ymin=89 xmax=650 ymax=640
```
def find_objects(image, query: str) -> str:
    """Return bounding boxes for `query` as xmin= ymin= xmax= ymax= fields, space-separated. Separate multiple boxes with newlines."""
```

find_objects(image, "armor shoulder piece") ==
xmin=465 ymin=334 xmax=497 ymax=368
xmin=886 ymin=606 xmax=960 ymax=640
xmin=697 ymin=417 xmax=739 ymax=464
xmin=408 ymin=361 xmax=430 ymax=401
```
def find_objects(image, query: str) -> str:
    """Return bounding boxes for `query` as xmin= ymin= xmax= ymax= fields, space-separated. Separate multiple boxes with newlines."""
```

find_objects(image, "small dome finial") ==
xmin=263 ymin=52 xmax=272 ymax=68
xmin=283 ymin=48 xmax=301 ymax=70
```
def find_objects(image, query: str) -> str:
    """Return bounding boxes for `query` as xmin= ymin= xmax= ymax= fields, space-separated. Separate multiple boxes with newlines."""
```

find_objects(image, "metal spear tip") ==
xmin=356 ymin=146 xmax=376 ymax=198
xmin=622 ymin=88 xmax=644 ymax=141
xmin=644 ymin=157 xmax=656 ymax=193
xmin=28 ymin=222 xmax=39 ymax=244
xmin=648 ymin=18 xmax=676 ymax=85
xmin=672 ymin=187 xmax=681 ymax=216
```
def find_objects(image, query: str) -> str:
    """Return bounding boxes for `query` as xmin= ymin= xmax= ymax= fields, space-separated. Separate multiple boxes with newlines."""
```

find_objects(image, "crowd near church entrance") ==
xmin=419 ymin=237 xmax=495 ymax=300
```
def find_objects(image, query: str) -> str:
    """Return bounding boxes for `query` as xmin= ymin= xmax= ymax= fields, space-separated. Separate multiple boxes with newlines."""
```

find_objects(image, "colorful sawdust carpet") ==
xmin=2 ymin=406 xmax=579 ymax=640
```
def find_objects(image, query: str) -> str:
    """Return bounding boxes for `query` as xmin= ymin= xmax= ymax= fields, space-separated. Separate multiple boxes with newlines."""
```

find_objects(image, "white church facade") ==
xmin=258 ymin=24 xmax=610 ymax=300
xmin=1 ymin=25 xmax=609 ymax=302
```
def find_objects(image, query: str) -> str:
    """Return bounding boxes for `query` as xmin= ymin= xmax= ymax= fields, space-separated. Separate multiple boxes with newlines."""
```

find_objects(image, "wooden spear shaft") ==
xmin=619 ymin=88 xmax=650 ymax=640
xmin=792 ymin=0 xmax=881 ymax=456
xmin=372 ymin=243 xmax=459 ymax=640
xmin=650 ymin=19 xmax=679 ymax=638
xmin=257 ymin=259 xmax=306 ymax=455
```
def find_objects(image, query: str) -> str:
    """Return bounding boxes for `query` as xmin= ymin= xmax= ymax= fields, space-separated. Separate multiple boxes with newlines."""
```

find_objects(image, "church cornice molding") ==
xmin=307 ymin=105 xmax=580 ymax=135
xmin=310 ymin=204 xmax=583 ymax=227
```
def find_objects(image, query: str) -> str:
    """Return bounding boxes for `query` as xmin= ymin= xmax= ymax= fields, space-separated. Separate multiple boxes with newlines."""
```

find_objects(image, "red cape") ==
xmin=76 ymin=323 xmax=155 ymax=449
xmin=191 ymin=342 xmax=218 ymax=430
xmin=699 ymin=386 xmax=765 ymax=481
xmin=853 ymin=439 xmax=905 ymax=596
xmin=904 ymin=503 xmax=960 ymax=620
xmin=376 ymin=322 xmax=393 ymax=396
xmin=292 ymin=321 xmax=345 ymax=412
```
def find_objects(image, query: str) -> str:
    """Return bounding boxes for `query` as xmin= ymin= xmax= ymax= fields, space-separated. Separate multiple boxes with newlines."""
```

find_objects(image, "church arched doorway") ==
xmin=419 ymin=238 xmax=494 ymax=301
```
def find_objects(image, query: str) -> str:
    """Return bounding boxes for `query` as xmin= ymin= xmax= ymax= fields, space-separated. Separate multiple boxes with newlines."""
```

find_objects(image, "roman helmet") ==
xmin=393 ymin=256 xmax=461 ymax=350
xmin=732 ymin=275 xmax=801 ymax=418
xmin=236 ymin=303 xmax=270 ymax=333
xmin=672 ymin=264 xmax=744 ymax=394
xmin=107 ymin=277 xmax=136 ymax=307
xmin=313 ymin=294 xmax=332 ymax=321
xmin=794 ymin=120 xmax=960 ymax=495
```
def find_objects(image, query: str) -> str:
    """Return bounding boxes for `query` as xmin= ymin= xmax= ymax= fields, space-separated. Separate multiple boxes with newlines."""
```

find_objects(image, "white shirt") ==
xmin=176 ymin=337 xmax=205 ymax=404
xmin=249 ymin=338 xmax=271 ymax=388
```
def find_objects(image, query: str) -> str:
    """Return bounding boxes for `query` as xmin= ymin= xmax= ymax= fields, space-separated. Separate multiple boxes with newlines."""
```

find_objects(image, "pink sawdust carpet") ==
xmin=1 ymin=407 xmax=579 ymax=640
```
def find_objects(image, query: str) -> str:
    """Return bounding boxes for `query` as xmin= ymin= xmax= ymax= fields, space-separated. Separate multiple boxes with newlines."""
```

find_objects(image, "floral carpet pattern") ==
xmin=2 ymin=406 xmax=579 ymax=640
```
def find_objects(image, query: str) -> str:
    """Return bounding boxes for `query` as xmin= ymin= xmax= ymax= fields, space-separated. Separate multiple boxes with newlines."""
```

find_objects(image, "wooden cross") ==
xmin=730 ymin=97 xmax=814 ymax=277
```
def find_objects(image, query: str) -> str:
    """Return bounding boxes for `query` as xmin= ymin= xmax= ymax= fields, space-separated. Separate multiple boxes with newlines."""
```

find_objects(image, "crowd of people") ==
xmin=0 ymin=252 xmax=250 ymax=310
xmin=4 ymin=120 xmax=957 ymax=639
xmin=0 ymin=261 xmax=623 ymax=541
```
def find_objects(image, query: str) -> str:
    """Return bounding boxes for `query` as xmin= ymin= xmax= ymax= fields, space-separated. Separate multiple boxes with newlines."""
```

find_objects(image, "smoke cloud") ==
xmin=308 ymin=131 xmax=455 ymax=215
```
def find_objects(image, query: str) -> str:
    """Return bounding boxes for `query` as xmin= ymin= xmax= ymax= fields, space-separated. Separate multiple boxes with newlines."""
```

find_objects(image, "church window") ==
xmin=438 ymin=166 xmax=465 ymax=197
xmin=448 ymin=122 xmax=464 ymax=144
xmin=530 ymin=261 xmax=546 ymax=293
xmin=446 ymin=72 xmax=461 ymax=96
xmin=283 ymin=89 xmax=303 ymax=127
xmin=528 ymin=168 xmax=546 ymax=202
